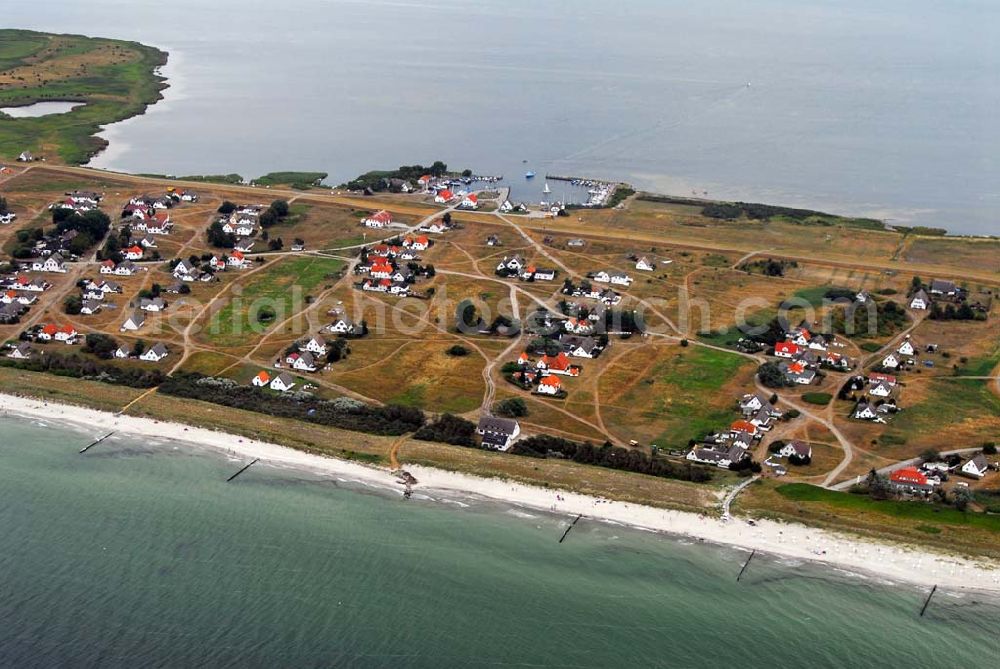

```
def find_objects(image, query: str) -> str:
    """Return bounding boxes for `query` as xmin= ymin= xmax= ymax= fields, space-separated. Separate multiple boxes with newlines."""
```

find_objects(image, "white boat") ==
xmin=525 ymin=171 xmax=535 ymax=179
xmin=543 ymin=183 xmax=551 ymax=194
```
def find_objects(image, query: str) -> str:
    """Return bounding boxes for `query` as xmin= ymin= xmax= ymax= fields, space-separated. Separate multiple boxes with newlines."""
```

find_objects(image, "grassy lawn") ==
xmin=201 ymin=256 xmax=344 ymax=348
xmin=0 ymin=29 xmax=167 ymax=163
xmin=777 ymin=483 xmax=1000 ymax=533
xmin=600 ymin=344 xmax=754 ymax=448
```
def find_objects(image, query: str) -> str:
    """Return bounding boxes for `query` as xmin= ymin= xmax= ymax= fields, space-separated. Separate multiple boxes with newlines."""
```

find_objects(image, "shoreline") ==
xmin=1 ymin=391 xmax=998 ymax=593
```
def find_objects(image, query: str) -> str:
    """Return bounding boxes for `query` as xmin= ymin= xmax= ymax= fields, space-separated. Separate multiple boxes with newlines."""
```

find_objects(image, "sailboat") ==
xmin=543 ymin=182 xmax=551 ymax=195
xmin=525 ymin=171 xmax=535 ymax=179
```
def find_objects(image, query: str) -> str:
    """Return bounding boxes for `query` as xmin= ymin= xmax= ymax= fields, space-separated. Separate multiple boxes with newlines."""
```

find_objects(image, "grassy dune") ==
xmin=0 ymin=29 xmax=167 ymax=163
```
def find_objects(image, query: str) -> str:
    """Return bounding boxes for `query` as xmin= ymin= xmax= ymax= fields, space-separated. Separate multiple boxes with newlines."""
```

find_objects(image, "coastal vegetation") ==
xmin=0 ymin=29 xmax=168 ymax=163
xmin=342 ymin=161 xmax=449 ymax=191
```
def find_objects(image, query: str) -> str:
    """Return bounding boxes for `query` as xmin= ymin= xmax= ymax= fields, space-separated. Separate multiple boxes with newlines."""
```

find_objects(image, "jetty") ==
xmin=736 ymin=550 xmax=757 ymax=582
xmin=919 ymin=585 xmax=938 ymax=617
xmin=558 ymin=515 xmax=583 ymax=543
xmin=226 ymin=458 xmax=259 ymax=482
xmin=79 ymin=431 xmax=115 ymax=454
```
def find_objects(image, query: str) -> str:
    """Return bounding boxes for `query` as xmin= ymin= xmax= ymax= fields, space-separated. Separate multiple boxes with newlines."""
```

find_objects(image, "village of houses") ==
xmin=0 ymin=164 xmax=998 ymax=503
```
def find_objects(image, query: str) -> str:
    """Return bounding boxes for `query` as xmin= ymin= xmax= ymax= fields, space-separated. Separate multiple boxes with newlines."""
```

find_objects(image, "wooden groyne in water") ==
xmin=79 ymin=431 xmax=115 ymax=454
xmin=736 ymin=550 xmax=756 ymax=582
xmin=226 ymin=458 xmax=259 ymax=482
xmin=558 ymin=515 xmax=583 ymax=543
xmin=919 ymin=585 xmax=938 ymax=617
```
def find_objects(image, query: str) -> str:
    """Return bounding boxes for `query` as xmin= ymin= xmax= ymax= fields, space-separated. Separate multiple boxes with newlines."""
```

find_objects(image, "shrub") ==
xmin=802 ymin=392 xmax=832 ymax=406
xmin=413 ymin=414 xmax=477 ymax=447
xmin=493 ymin=398 xmax=528 ymax=418
xmin=446 ymin=344 xmax=470 ymax=357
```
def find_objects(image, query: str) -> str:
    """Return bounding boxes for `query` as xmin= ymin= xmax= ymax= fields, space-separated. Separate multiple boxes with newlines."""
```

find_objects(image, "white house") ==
xmin=910 ymin=289 xmax=930 ymax=310
xmin=881 ymin=353 xmax=900 ymax=369
xmin=635 ymin=257 xmax=655 ymax=272
xmin=123 ymin=246 xmax=144 ymax=261
xmin=593 ymin=270 xmax=632 ymax=286
xmin=869 ymin=381 xmax=893 ymax=398
xmin=252 ymin=370 xmax=271 ymax=387
xmin=114 ymin=261 xmax=138 ymax=277
xmin=362 ymin=210 xmax=392 ymax=228
xmin=536 ymin=375 xmax=562 ymax=395
xmin=227 ymin=251 xmax=249 ymax=268
xmin=270 ymin=372 xmax=296 ymax=392
xmin=476 ymin=416 xmax=521 ymax=451
xmin=497 ymin=255 xmax=525 ymax=273
xmin=327 ymin=318 xmax=360 ymax=335
xmin=460 ymin=194 xmax=479 ymax=210
xmin=121 ymin=311 xmax=145 ymax=331
xmin=80 ymin=300 xmax=102 ymax=315
xmin=140 ymin=343 xmax=169 ymax=362
xmin=779 ymin=441 xmax=812 ymax=459
xmin=960 ymin=455 xmax=990 ymax=479
xmin=853 ymin=401 xmax=878 ymax=421
xmin=140 ymin=297 xmax=166 ymax=312
xmin=303 ymin=337 xmax=328 ymax=356
xmin=173 ymin=260 xmax=197 ymax=280
xmin=897 ymin=337 xmax=916 ymax=357
xmin=7 ymin=342 xmax=32 ymax=359
xmin=114 ymin=346 xmax=130 ymax=359
xmin=35 ymin=254 xmax=67 ymax=273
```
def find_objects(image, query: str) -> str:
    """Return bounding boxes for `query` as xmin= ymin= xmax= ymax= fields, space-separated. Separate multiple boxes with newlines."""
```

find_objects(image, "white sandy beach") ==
xmin=2 ymin=391 xmax=998 ymax=593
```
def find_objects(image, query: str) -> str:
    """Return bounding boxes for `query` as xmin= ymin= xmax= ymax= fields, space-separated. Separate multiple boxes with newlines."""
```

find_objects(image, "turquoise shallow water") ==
xmin=1 ymin=416 xmax=998 ymax=667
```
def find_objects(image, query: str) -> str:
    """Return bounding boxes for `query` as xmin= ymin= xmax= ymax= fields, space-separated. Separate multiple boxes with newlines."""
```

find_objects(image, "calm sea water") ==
xmin=5 ymin=0 xmax=1000 ymax=233
xmin=2 ymin=416 xmax=998 ymax=666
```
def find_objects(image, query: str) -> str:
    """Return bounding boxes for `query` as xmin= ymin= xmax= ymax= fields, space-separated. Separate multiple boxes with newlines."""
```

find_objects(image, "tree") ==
xmin=84 ymin=333 xmax=118 ymax=359
xmin=757 ymin=362 xmax=788 ymax=388
xmin=919 ymin=448 xmax=941 ymax=463
xmin=218 ymin=201 xmax=236 ymax=214
xmin=865 ymin=469 xmax=893 ymax=500
xmin=269 ymin=199 xmax=289 ymax=218
xmin=493 ymin=398 xmax=528 ymax=418
xmin=268 ymin=237 xmax=284 ymax=251
xmin=446 ymin=344 xmax=470 ymax=356
xmin=0 ymin=196 xmax=7 ymax=214
xmin=63 ymin=295 xmax=82 ymax=315
xmin=461 ymin=168 xmax=473 ymax=177
xmin=207 ymin=221 xmax=236 ymax=248
xmin=259 ymin=209 xmax=278 ymax=228
xmin=131 ymin=339 xmax=147 ymax=357
xmin=442 ymin=212 xmax=452 ymax=226
xmin=953 ymin=486 xmax=973 ymax=511
xmin=911 ymin=275 xmax=923 ymax=289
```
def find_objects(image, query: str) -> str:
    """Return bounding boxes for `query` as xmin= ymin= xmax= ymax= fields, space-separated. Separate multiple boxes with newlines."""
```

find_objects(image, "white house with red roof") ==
xmin=460 ymin=193 xmax=479 ymax=210
xmin=123 ymin=245 xmax=144 ymax=261
xmin=535 ymin=352 xmax=580 ymax=377
xmin=362 ymin=210 xmax=392 ymax=228
xmin=536 ymin=375 xmax=562 ymax=395
xmin=434 ymin=190 xmax=455 ymax=204
xmin=774 ymin=341 xmax=799 ymax=358
xmin=252 ymin=370 xmax=271 ymax=387
xmin=227 ymin=251 xmax=249 ymax=268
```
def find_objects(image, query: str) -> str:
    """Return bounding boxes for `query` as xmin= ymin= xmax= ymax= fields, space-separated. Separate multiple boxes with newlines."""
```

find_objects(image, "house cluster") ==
xmin=495 ymin=255 xmax=556 ymax=281
xmin=561 ymin=279 xmax=621 ymax=306
xmin=509 ymin=341 xmax=598 ymax=397
xmin=773 ymin=325 xmax=851 ymax=384
xmin=908 ymin=279 xmax=963 ymax=310
xmin=21 ymin=322 xmax=80 ymax=346
xmin=171 ymin=251 xmax=247 ymax=284
xmin=848 ymin=372 xmax=901 ymax=422
xmin=251 ymin=369 xmax=297 ymax=393
xmin=687 ymin=393 xmax=783 ymax=469
xmin=356 ymin=239 xmax=429 ymax=297
xmin=100 ymin=258 xmax=143 ymax=276
xmin=75 ymin=277 xmax=124 ymax=316
xmin=219 ymin=204 xmax=264 ymax=238
xmin=888 ymin=453 xmax=994 ymax=495
xmin=275 ymin=335 xmax=332 ymax=373
xmin=498 ymin=200 xmax=528 ymax=214
xmin=0 ymin=273 xmax=50 ymax=323
xmin=19 ymin=227 xmax=91 ymax=267
xmin=879 ymin=335 xmax=920 ymax=371
xmin=49 ymin=190 xmax=102 ymax=213
xmin=324 ymin=307 xmax=365 ymax=337
xmin=590 ymin=269 xmax=633 ymax=287
xmin=112 ymin=341 xmax=170 ymax=363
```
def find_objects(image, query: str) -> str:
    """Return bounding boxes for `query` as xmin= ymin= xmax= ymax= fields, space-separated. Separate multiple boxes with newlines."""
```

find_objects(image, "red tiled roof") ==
xmin=890 ymin=467 xmax=928 ymax=486
xmin=539 ymin=375 xmax=561 ymax=387
xmin=775 ymin=342 xmax=799 ymax=355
